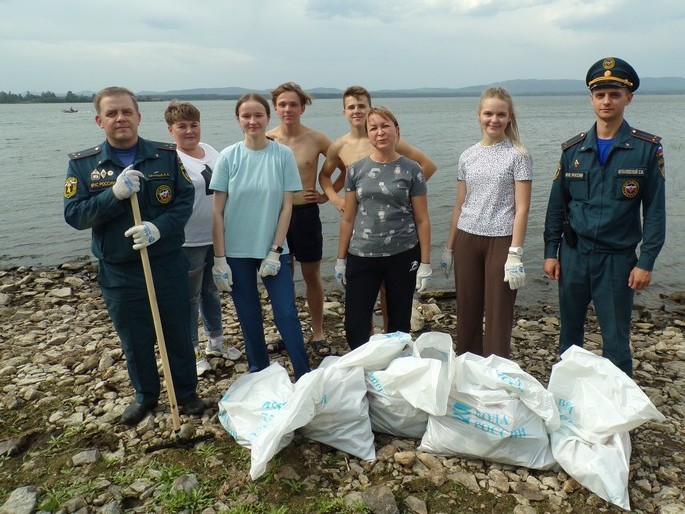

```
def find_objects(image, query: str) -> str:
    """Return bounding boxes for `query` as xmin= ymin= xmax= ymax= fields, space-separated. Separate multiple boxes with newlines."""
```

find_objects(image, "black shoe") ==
xmin=179 ymin=394 xmax=206 ymax=415
xmin=121 ymin=401 xmax=157 ymax=426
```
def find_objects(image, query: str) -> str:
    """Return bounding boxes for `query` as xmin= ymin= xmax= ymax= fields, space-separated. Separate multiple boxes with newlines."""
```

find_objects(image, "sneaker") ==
xmin=206 ymin=341 xmax=242 ymax=361
xmin=195 ymin=352 xmax=211 ymax=376
xmin=205 ymin=340 xmax=227 ymax=357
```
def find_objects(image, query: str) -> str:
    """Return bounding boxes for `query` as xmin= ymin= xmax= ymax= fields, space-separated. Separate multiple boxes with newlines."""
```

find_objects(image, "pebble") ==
xmin=0 ymin=262 xmax=683 ymax=513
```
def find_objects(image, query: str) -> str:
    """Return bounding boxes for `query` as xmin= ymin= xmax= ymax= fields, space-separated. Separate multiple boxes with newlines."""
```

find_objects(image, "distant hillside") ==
xmin=134 ymin=77 xmax=685 ymax=99
xmin=11 ymin=77 xmax=685 ymax=105
xmin=137 ymin=86 xmax=263 ymax=97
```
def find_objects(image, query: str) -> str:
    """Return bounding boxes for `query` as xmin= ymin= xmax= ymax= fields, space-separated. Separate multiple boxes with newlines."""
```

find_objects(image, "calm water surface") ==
xmin=1 ymin=95 xmax=683 ymax=308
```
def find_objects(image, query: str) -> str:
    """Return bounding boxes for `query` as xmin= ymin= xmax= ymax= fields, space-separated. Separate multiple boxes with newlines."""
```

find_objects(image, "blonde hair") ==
xmin=365 ymin=106 xmax=399 ymax=133
xmin=479 ymin=87 xmax=528 ymax=155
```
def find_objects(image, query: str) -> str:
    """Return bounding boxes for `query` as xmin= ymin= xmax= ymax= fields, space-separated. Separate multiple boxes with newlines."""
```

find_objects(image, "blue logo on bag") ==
xmin=368 ymin=372 xmax=385 ymax=393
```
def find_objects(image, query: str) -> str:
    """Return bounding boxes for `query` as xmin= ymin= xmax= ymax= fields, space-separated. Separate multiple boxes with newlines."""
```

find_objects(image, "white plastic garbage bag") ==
xmin=409 ymin=332 xmax=458 ymax=416
xmin=456 ymin=352 xmax=560 ymax=430
xmin=548 ymin=345 xmax=665 ymax=439
xmin=420 ymin=390 xmax=556 ymax=469
xmin=217 ymin=363 xmax=322 ymax=480
xmin=301 ymin=357 xmax=376 ymax=461
xmin=551 ymin=427 xmax=632 ymax=510
xmin=419 ymin=352 xmax=557 ymax=470
xmin=332 ymin=331 xmax=412 ymax=371
xmin=365 ymin=332 xmax=457 ymax=438
xmin=547 ymin=345 xmax=666 ymax=510
xmin=217 ymin=363 xmax=294 ymax=449
xmin=247 ymin=370 xmax=322 ymax=479
xmin=366 ymin=362 xmax=432 ymax=438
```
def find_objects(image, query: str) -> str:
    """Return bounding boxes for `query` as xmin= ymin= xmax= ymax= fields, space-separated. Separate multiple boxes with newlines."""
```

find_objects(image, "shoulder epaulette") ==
xmin=68 ymin=145 xmax=102 ymax=160
xmin=630 ymin=128 xmax=661 ymax=144
xmin=152 ymin=141 xmax=177 ymax=152
xmin=561 ymin=132 xmax=586 ymax=151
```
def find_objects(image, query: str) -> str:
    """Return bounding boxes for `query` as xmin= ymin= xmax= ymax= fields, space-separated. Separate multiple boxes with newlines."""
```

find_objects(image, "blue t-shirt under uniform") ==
xmin=210 ymin=140 xmax=302 ymax=259
xmin=344 ymin=155 xmax=427 ymax=257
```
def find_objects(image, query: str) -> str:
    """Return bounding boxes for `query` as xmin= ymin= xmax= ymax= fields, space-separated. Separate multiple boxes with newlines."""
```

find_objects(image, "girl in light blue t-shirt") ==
xmin=209 ymin=93 xmax=310 ymax=380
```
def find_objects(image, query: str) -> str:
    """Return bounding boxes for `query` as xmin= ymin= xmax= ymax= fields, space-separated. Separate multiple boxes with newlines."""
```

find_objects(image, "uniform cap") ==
xmin=586 ymin=57 xmax=639 ymax=92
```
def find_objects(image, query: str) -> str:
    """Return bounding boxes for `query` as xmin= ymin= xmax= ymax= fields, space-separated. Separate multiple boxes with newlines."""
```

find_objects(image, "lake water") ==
xmin=1 ymin=95 xmax=683 ymax=309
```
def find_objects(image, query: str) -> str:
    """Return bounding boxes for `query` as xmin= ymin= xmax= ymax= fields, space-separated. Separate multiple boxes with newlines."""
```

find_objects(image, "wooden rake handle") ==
xmin=130 ymin=193 xmax=181 ymax=432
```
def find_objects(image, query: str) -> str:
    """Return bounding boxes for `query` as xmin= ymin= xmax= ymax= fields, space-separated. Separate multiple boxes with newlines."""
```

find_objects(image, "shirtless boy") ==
xmin=319 ymin=86 xmax=437 ymax=332
xmin=319 ymin=85 xmax=437 ymax=211
xmin=266 ymin=82 xmax=342 ymax=356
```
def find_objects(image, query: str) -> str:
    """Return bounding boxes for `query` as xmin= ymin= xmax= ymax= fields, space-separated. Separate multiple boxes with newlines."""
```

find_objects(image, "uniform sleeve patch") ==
xmin=553 ymin=162 xmax=561 ymax=181
xmin=64 ymin=176 xmax=78 ymax=198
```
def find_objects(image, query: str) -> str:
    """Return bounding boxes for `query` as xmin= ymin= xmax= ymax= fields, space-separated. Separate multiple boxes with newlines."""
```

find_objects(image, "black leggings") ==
xmin=344 ymin=245 xmax=420 ymax=349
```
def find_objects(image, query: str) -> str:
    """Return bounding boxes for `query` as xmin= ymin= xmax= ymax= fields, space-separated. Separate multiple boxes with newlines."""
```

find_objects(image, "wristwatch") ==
xmin=271 ymin=245 xmax=283 ymax=254
xmin=508 ymin=246 xmax=524 ymax=256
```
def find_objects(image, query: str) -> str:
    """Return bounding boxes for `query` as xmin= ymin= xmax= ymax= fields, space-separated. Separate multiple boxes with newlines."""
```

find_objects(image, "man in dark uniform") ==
xmin=543 ymin=57 xmax=666 ymax=377
xmin=64 ymin=86 xmax=205 ymax=425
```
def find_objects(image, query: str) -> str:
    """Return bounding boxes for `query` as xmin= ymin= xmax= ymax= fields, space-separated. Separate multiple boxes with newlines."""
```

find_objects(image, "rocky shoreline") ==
xmin=1 ymin=260 xmax=684 ymax=514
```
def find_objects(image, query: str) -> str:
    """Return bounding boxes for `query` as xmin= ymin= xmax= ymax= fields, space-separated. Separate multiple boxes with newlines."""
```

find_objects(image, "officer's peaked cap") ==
xmin=586 ymin=57 xmax=639 ymax=92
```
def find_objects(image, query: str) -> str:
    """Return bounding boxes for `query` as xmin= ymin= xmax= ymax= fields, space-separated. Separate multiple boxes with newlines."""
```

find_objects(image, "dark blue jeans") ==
xmin=228 ymin=254 xmax=310 ymax=380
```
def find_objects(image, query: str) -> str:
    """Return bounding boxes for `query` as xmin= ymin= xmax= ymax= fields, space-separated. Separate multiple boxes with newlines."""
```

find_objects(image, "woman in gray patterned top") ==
xmin=442 ymin=88 xmax=533 ymax=358
xmin=336 ymin=107 xmax=432 ymax=349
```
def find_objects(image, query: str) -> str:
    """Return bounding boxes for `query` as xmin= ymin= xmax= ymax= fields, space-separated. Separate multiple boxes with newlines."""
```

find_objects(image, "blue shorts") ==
xmin=286 ymin=203 xmax=323 ymax=263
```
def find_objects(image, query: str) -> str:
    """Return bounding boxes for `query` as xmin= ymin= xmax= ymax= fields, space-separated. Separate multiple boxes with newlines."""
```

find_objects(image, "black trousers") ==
xmin=344 ymin=245 xmax=420 ymax=349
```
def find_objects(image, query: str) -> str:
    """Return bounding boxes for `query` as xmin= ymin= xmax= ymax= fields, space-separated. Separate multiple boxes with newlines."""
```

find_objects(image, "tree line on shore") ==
xmin=0 ymin=90 xmax=93 ymax=104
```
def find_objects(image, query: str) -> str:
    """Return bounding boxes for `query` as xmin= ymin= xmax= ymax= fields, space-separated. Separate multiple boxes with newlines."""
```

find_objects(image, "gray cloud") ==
xmin=0 ymin=0 xmax=681 ymax=93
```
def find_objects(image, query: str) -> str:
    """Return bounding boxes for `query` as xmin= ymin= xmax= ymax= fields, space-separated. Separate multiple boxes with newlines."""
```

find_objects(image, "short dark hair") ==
xmin=164 ymin=101 xmax=201 ymax=126
xmin=93 ymin=86 xmax=138 ymax=114
xmin=343 ymin=85 xmax=371 ymax=106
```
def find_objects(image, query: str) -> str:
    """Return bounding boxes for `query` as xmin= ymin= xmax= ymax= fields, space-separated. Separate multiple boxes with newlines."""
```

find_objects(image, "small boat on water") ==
xmin=62 ymin=107 xmax=78 ymax=113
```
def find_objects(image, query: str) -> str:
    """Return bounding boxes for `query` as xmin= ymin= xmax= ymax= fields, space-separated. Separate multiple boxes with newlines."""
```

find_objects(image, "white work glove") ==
xmin=258 ymin=251 xmax=281 ymax=277
xmin=112 ymin=165 xmax=144 ymax=200
xmin=439 ymin=247 xmax=453 ymax=278
xmin=335 ymin=258 xmax=346 ymax=287
xmin=124 ymin=222 xmax=160 ymax=250
xmin=212 ymin=256 xmax=233 ymax=292
xmin=503 ymin=253 xmax=526 ymax=290
xmin=415 ymin=263 xmax=432 ymax=292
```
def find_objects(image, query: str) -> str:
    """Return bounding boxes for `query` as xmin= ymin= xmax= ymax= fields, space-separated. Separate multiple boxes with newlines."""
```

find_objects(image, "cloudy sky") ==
xmin=2 ymin=0 xmax=684 ymax=94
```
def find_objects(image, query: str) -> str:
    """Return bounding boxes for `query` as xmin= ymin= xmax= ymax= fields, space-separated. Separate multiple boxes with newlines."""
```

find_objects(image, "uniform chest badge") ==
xmin=156 ymin=185 xmax=173 ymax=204
xmin=573 ymin=159 xmax=580 ymax=168
xmin=622 ymin=179 xmax=639 ymax=198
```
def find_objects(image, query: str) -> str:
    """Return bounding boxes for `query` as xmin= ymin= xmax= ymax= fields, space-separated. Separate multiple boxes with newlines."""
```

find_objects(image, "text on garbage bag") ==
xmin=451 ymin=402 xmax=528 ymax=439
